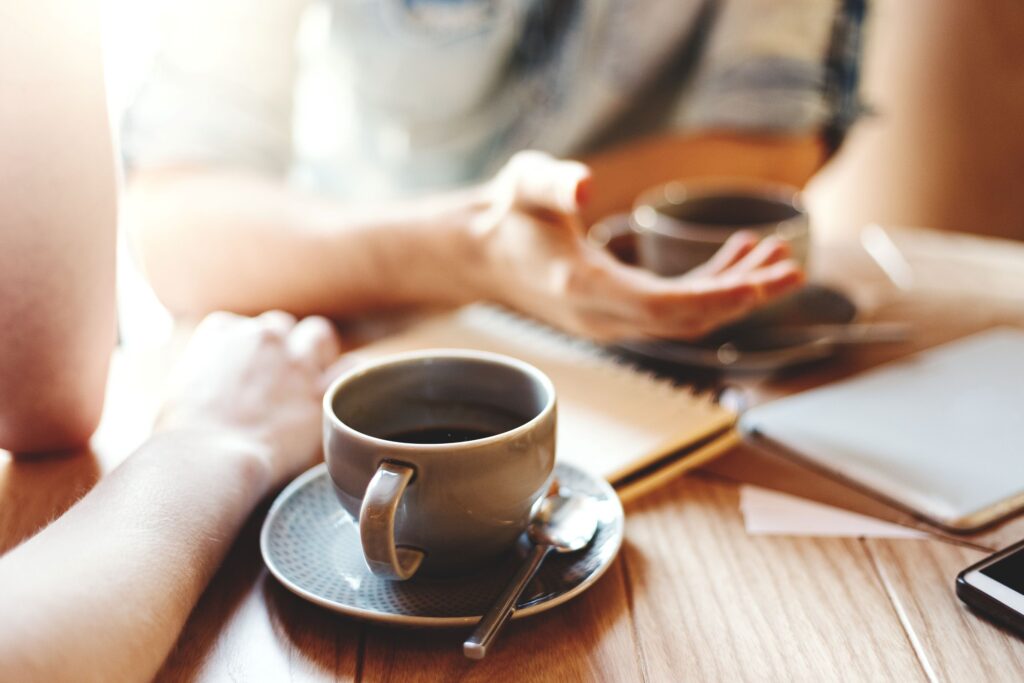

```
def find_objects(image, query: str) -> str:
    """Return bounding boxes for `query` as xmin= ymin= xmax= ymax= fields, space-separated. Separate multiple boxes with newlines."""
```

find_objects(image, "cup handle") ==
xmin=359 ymin=461 xmax=425 ymax=580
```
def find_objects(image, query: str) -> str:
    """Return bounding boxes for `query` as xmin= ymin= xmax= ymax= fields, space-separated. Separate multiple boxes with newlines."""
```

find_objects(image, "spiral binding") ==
xmin=460 ymin=304 xmax=722 ymax=409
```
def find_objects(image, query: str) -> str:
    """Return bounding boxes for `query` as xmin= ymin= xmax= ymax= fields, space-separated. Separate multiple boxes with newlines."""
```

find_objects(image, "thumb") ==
xmin=503 ymin=150 xmax=592 ymax=215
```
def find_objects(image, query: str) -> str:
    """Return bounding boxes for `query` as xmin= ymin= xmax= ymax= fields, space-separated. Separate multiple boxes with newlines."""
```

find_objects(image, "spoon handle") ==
xmin=464 ymin=543 xmax=551 ymax=660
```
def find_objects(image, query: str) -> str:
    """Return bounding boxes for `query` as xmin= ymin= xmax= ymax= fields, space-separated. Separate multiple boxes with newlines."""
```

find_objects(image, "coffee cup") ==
xmin=589 ymin=178 xmax=810 ymax=276
xmin=323 ymin=349 xmax=557 ymax=580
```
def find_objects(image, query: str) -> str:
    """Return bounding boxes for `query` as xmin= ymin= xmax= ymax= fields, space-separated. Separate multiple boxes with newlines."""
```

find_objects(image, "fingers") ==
xmin=502 ymin=150 xmax=592 ymax=215
xmin=639 ymin=236 xmax=800 ymax=337
xmin=195 ymin=310 xmax=343 ymax=373
xmin=685 ymin=231 xmax=760 ymax=278
xmin=728 ymin=236 xmax=791 ymax=274
xmin=194 ymin=310 xmax=299 ymax=347
xmin=745 ymin=260 xmax=805 ymax=301
xmin=287 ymin=316 xmax=342 ymax=370
xmin=192 ymin=310 xmax=244 ymax=335
xmin=687 ymin=259 xmax=803 ymax=310
xmin=256 ymin=310 xmax=297 ymax=336
xmin=567 ymin=251 xmax=805 ymax=341
xmin=668 ymin=261 xmax=804 ymax=337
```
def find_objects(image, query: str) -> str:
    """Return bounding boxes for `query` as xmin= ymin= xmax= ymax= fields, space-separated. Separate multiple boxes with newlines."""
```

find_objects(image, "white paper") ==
xmin=739 ymin=486 xmax=930 ymax=540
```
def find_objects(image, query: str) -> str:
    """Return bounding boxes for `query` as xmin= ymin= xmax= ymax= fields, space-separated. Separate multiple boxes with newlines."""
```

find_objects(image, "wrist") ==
xmin=380 ymin=185 xmax=499 ymax=307
xmin=143 ymin=426 xmax=274 ymax=503
xmin=445 ymin=184 xmax=505 ymax=304
xmin=454 ymin=185 xmax=502 ymax=303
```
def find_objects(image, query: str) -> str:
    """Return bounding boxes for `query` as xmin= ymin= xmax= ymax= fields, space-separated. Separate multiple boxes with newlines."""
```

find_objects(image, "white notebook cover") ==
xmin=740 ymin=327 xmax=1024 ymax=530
xmin=356 ymin=306 xmax=736 ymax=496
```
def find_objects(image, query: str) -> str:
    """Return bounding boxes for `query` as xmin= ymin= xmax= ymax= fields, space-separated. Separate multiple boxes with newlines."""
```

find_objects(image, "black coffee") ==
xmin=662 ymin=194 xmax=800 ymax=226
xmin=384 ymin=426 xmax=497 ymax=445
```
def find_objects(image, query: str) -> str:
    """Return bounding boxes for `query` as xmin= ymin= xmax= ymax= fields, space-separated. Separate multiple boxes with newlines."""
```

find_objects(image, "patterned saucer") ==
xmin=260 ymin=462 xmax=624 ymax=627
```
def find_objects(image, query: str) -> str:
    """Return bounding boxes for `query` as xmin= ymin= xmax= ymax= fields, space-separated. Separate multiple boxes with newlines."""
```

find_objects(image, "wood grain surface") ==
xmin=2 ymin=226 xmax=1023 ymax=682
xmin=866 ymin=539 xmax=1024 ymax=683
xmin=624 ymin=476 xmax=924 ymax=682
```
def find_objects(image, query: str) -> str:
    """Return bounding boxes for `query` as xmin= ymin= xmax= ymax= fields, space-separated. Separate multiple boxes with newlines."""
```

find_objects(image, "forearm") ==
xmin=0 ymin=429 xmax=270 ymax=682
xmin=0 ymin=0 xmax=116 ymax=452
xmin=124 ymin=169 xmax=491 ymax=318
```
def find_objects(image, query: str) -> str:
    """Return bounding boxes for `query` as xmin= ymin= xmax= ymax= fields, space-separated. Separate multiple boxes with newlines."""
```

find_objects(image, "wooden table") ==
xmin=3 ymin=226 xmax=1024 ymax=681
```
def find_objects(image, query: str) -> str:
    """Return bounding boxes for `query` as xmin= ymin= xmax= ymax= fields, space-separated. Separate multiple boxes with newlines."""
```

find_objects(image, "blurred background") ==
xmin=102 ymin=0 xmax=1024 ymax=344
xmin=103 ymin=0 xmax=1024 ymax=242
xmin=806 ymin=0 xmax=1024 ymax=241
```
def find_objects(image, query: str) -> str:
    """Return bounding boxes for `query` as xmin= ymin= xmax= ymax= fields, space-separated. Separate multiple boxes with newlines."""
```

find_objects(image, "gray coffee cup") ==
xmin=633 ymin=180 xmax=810 ymax=275
xmin=323 ymin=349 xmax=557 ymax=581
xmin=589 ymin=179 xmax=810 ymax=276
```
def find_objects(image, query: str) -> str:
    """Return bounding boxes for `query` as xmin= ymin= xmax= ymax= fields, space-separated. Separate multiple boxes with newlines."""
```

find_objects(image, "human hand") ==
xmin=471 ymin=151 xmax=804 ymax=341
xmin=156 ymin=311 xmax=343 ymax=487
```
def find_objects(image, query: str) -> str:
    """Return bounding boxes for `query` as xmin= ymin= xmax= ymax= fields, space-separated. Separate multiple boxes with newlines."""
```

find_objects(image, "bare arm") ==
xmin=0 ymin=0 xmax=117 ymax=452
xmin=125 ymin=150 xmax=803 ymax=342
xmin=0 ymin=312 xmax=342 ymax=682
xmin=0 ymin=431 xmax=267 ymax=682
xmin=123 ymin=168 xmax=491 ymax=317
xmin=124 ymin=128 xmax=824 ymax=319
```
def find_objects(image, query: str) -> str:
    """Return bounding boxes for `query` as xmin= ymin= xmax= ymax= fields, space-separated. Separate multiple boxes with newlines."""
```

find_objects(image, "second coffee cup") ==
xmin=323 ymin=349 xmax=557 ymax=581
xmin=590 ymin=179 xmax=810 ymax=277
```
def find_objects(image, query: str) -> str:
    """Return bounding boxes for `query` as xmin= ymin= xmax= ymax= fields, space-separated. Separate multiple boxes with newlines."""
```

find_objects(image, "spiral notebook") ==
xmin=357 ymin=306 xmax=738 ymax=501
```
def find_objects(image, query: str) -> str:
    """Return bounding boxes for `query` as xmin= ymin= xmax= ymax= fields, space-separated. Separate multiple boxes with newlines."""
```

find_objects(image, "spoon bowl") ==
xmin=528 ymin=488 xmax=598 ymax=553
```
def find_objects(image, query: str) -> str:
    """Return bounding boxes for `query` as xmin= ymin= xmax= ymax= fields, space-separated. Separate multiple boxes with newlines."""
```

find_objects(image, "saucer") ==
xmin=613 ymin=284 xmax=858 ymax=372
xmin=260 ymin=462 xmax=624 ymax=627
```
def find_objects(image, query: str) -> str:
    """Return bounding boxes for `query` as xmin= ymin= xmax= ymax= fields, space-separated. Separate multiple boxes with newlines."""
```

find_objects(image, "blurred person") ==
xmin=122 ymin=0 xmax=866 ymax=342
xmin=0 ymin=3 xmax=345 ymax=680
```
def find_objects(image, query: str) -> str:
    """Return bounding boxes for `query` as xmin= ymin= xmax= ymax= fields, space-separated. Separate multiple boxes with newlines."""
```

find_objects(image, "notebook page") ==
xmin=739 ymin=327 xmax=1024 ymax=527
xmin=356 ymin=306 xmax=735 ymax=483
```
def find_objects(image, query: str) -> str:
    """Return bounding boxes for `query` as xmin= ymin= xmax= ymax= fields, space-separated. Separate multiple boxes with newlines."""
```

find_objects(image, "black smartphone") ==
xmin=956 ymin=538 xmax=1024 ymax=636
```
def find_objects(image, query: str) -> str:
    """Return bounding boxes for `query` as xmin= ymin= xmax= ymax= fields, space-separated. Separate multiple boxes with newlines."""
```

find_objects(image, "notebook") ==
xmin=740 ymin=327 xmax=1024 ymax=532
xmin=355 ymin=305 xmax=738 ymax=501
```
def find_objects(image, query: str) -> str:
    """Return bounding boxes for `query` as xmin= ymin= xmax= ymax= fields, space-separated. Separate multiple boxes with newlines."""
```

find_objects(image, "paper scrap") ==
xmin=739 ymin=486 xmax=930 ymax=540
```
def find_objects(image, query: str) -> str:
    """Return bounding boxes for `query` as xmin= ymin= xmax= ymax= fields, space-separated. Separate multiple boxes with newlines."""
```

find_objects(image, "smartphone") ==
xmin=956 ymin=538 xmax=1024 ymax=635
